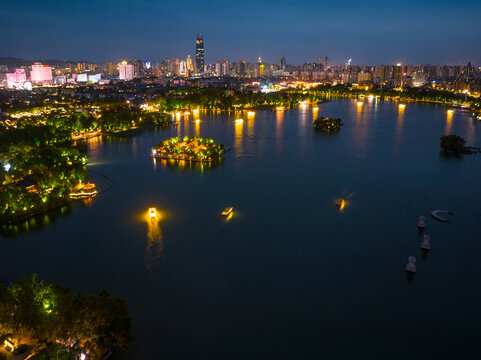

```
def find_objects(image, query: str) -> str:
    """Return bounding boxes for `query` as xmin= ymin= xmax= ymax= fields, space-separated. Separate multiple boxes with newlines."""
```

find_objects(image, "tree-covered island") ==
xmin=313 ymin=116 xmax=343 ymax=132
xmin=152 ymin=136 xmax=226 ymax=162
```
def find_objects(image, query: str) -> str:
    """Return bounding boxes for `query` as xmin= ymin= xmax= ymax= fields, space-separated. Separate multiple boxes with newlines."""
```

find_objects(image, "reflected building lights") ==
xmin=465 ymin=115 xmax=476 ymax=145
xmin=276 ymin=108 xmax=284 ymax=155
xmin=194 ymin=118 xmax=200 ymax=137
xmin=353 ymin=100 xmax=368 ymax=151
xmin=234 ymin=117 xmax=244 ymax=157
xmin=395 ymin=104 xmax=405 ymax=148
xmin=445 ymin=111 xmax=453 ymax=135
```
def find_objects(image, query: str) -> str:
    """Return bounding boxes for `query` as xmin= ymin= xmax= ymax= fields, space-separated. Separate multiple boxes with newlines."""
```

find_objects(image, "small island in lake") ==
xmin=152 ymin=136 xmax=226 ymax=162
xmin=313 ymin=116 xmax=343 ymax=133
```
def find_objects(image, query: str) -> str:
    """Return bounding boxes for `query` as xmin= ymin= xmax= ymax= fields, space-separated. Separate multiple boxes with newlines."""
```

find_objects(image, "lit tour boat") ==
xmin=247 ymin=111 xmax=255 ymax=116
xmin=69 ymin=182 xmax=98 ymax=199
xmin=221 ymin=207 xmax=234 ymax=216
xmin=149 ymin=207 xmax=157 ymax=220
xmin=235 ymin=119 xmax=244 ymax=124
xmin=357 ymin=101 xmax=363 ymax=106
xmin=313 ymin=107 xmax=319 ymax=111
xmin=399 ymin=104 xmax=406 ymax=109
xmin=336 ymin=199 xmax=346 ymax=211
xmin=447 ymin=109 xmax=454 ymax=114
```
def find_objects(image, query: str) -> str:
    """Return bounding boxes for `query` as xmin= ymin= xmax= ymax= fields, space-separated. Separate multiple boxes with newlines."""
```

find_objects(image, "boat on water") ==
xmin=431 ymin=210 xmax=453 ymax=222
xmin=221 ymin=207 xmax=234 ymax=216
xmin=149 ymin=207 xmax=157 ymax=219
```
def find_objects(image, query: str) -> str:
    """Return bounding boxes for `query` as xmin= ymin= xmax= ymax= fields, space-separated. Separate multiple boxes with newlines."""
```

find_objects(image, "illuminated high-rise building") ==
xmin=180 ymin=60 xmax=187 ymax=76
xmin=30 ymin=63 xmax=53 ymax=84
xmin=119 ymin=61 xmax=134 ymax=80
xmin=6 ymin=69 xmax=27 ymax=85
xmin=195 ymin=33 xmax=205 ymax=73
xmin=186 ymin=55 xmax=193 ymax=72
xmin=324 ymin=57 xmax=330 ymax=71
xmin=239 ymin=61 xmax=246 ymax=76
xmin=280 ymin=56 xmax=286 ymax=71
xmin=257 ymin=57 xmax=264 ymax=77
xmin=215 ymin=59 xmax=229 ymax=76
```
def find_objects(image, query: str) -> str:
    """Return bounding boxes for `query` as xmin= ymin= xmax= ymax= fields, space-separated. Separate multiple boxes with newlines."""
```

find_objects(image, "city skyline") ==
xmin=2 ymin=0 xmax=481 ymax=65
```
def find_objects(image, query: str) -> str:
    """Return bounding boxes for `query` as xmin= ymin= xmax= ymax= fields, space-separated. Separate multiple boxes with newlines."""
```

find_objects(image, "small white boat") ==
xmin=431 ymin=210 xmax=453 ymax=223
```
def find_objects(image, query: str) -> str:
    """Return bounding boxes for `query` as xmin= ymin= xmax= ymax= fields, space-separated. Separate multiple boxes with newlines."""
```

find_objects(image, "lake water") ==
xmin=2 ymin=98 xmax=481 ymax=359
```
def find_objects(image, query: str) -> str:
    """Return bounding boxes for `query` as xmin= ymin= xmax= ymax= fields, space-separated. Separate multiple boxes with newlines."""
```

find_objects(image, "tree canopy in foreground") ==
xmin=0 ymin=275 xmax=134 ymax=359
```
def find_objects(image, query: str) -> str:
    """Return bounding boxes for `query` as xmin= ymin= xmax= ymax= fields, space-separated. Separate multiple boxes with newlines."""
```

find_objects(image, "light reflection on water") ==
xmin=445 ymin=111 xmax=453 ymax=135
xmin=395 ymin=104 xmax=405 ymax=150
xmin=234 ymin=118 xmax=244 ymax=158
xmin=145 ymin=216 xmax=163 ymax=270
xmin=353 ymin=99 xmax=368 ymax=152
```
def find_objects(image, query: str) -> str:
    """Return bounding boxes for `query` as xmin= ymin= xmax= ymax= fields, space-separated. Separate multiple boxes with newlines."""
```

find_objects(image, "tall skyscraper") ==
xmin=324 ymin=57 xmax=330 ymax=71
xmin=195 ymin=33 xmax=205 ymax=73
xmin=280 ymin=56 xmax=286 ymax=71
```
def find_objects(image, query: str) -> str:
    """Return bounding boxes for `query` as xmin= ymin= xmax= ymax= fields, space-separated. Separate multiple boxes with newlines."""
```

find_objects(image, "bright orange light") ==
xmin=235 ymin=119 xmax=243 ymax=124
xmin=195 ymin=119 xmax=200 ymax=123
xmin=222 ymin=207 xmax=234 ymax=216
xmin=336 ymin=199 xmax=347 ymax=212
xmin=357 ymin=101 xmax=363 ymax=106
xmin=447 ymin=109 xmax=454 ymax=114
xmin=399 ymin=104 xmax=406 ymax=109
xmin=313 ymin=107 xmax=319 ymax=111
xmin=149 ymin=207 xmax=157 ymax=220
xmin=247 ymin=111 xmax=255 ymax=116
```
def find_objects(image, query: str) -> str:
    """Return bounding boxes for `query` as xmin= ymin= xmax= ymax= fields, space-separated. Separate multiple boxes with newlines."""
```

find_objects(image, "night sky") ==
xmin=2 ymin=0 xmax=480 ymax=65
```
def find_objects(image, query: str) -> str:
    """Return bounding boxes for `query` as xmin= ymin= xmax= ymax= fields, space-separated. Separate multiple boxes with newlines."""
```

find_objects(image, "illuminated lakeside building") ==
xmin=30 ymin=63 xmax=53 ymax=84
xmin=195 ymin=33 xmax=205 ymax=73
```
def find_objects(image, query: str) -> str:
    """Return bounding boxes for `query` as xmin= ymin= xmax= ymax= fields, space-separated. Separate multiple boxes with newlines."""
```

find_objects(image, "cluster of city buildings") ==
xmin=1 ymin=33 xmax=480 ymax=95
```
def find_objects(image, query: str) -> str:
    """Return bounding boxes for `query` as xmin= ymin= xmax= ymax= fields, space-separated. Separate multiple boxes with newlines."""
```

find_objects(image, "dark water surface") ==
xmin=2 ymin=98 xmax=481 ymax=359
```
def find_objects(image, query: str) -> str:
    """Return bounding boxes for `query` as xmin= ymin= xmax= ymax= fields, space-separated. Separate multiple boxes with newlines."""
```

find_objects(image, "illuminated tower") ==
xmin=280 ymin=56 xmax=286 ymax=71
xmin=186 ymin=55 xmax=193 ymax=72
xmin=195 ymin=33 xmax=205 ymax=73
xmin=324 ymin=56 xmax=330 ymax=71
xmin=257 ymin=57 xmax=264 ymax=77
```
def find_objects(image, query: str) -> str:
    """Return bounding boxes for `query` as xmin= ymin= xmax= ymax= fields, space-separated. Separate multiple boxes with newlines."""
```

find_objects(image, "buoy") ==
xmin=417 ymin=216 xmax=426 ymax=229
xmin=421 ymin=234 xmax=431 ymax=250
xmin=405 ymin=256 xmax=417 ymax=273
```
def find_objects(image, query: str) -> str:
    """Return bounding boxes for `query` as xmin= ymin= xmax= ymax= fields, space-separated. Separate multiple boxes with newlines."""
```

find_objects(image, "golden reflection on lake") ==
xmin=234 ymin=118 xmax=244 ymax=157
xmin=395 ymin=104 xmax=405 ymax=148
xmin=444 ymin=111 xmax=453 ymax=135
xmin=144 ymin=209 xmax=164 ymax=270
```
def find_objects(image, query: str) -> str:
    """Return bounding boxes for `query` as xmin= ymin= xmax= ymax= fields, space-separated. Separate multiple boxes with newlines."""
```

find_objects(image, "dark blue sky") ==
xmin=2 ymin=0 xmax=480 ymax=65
